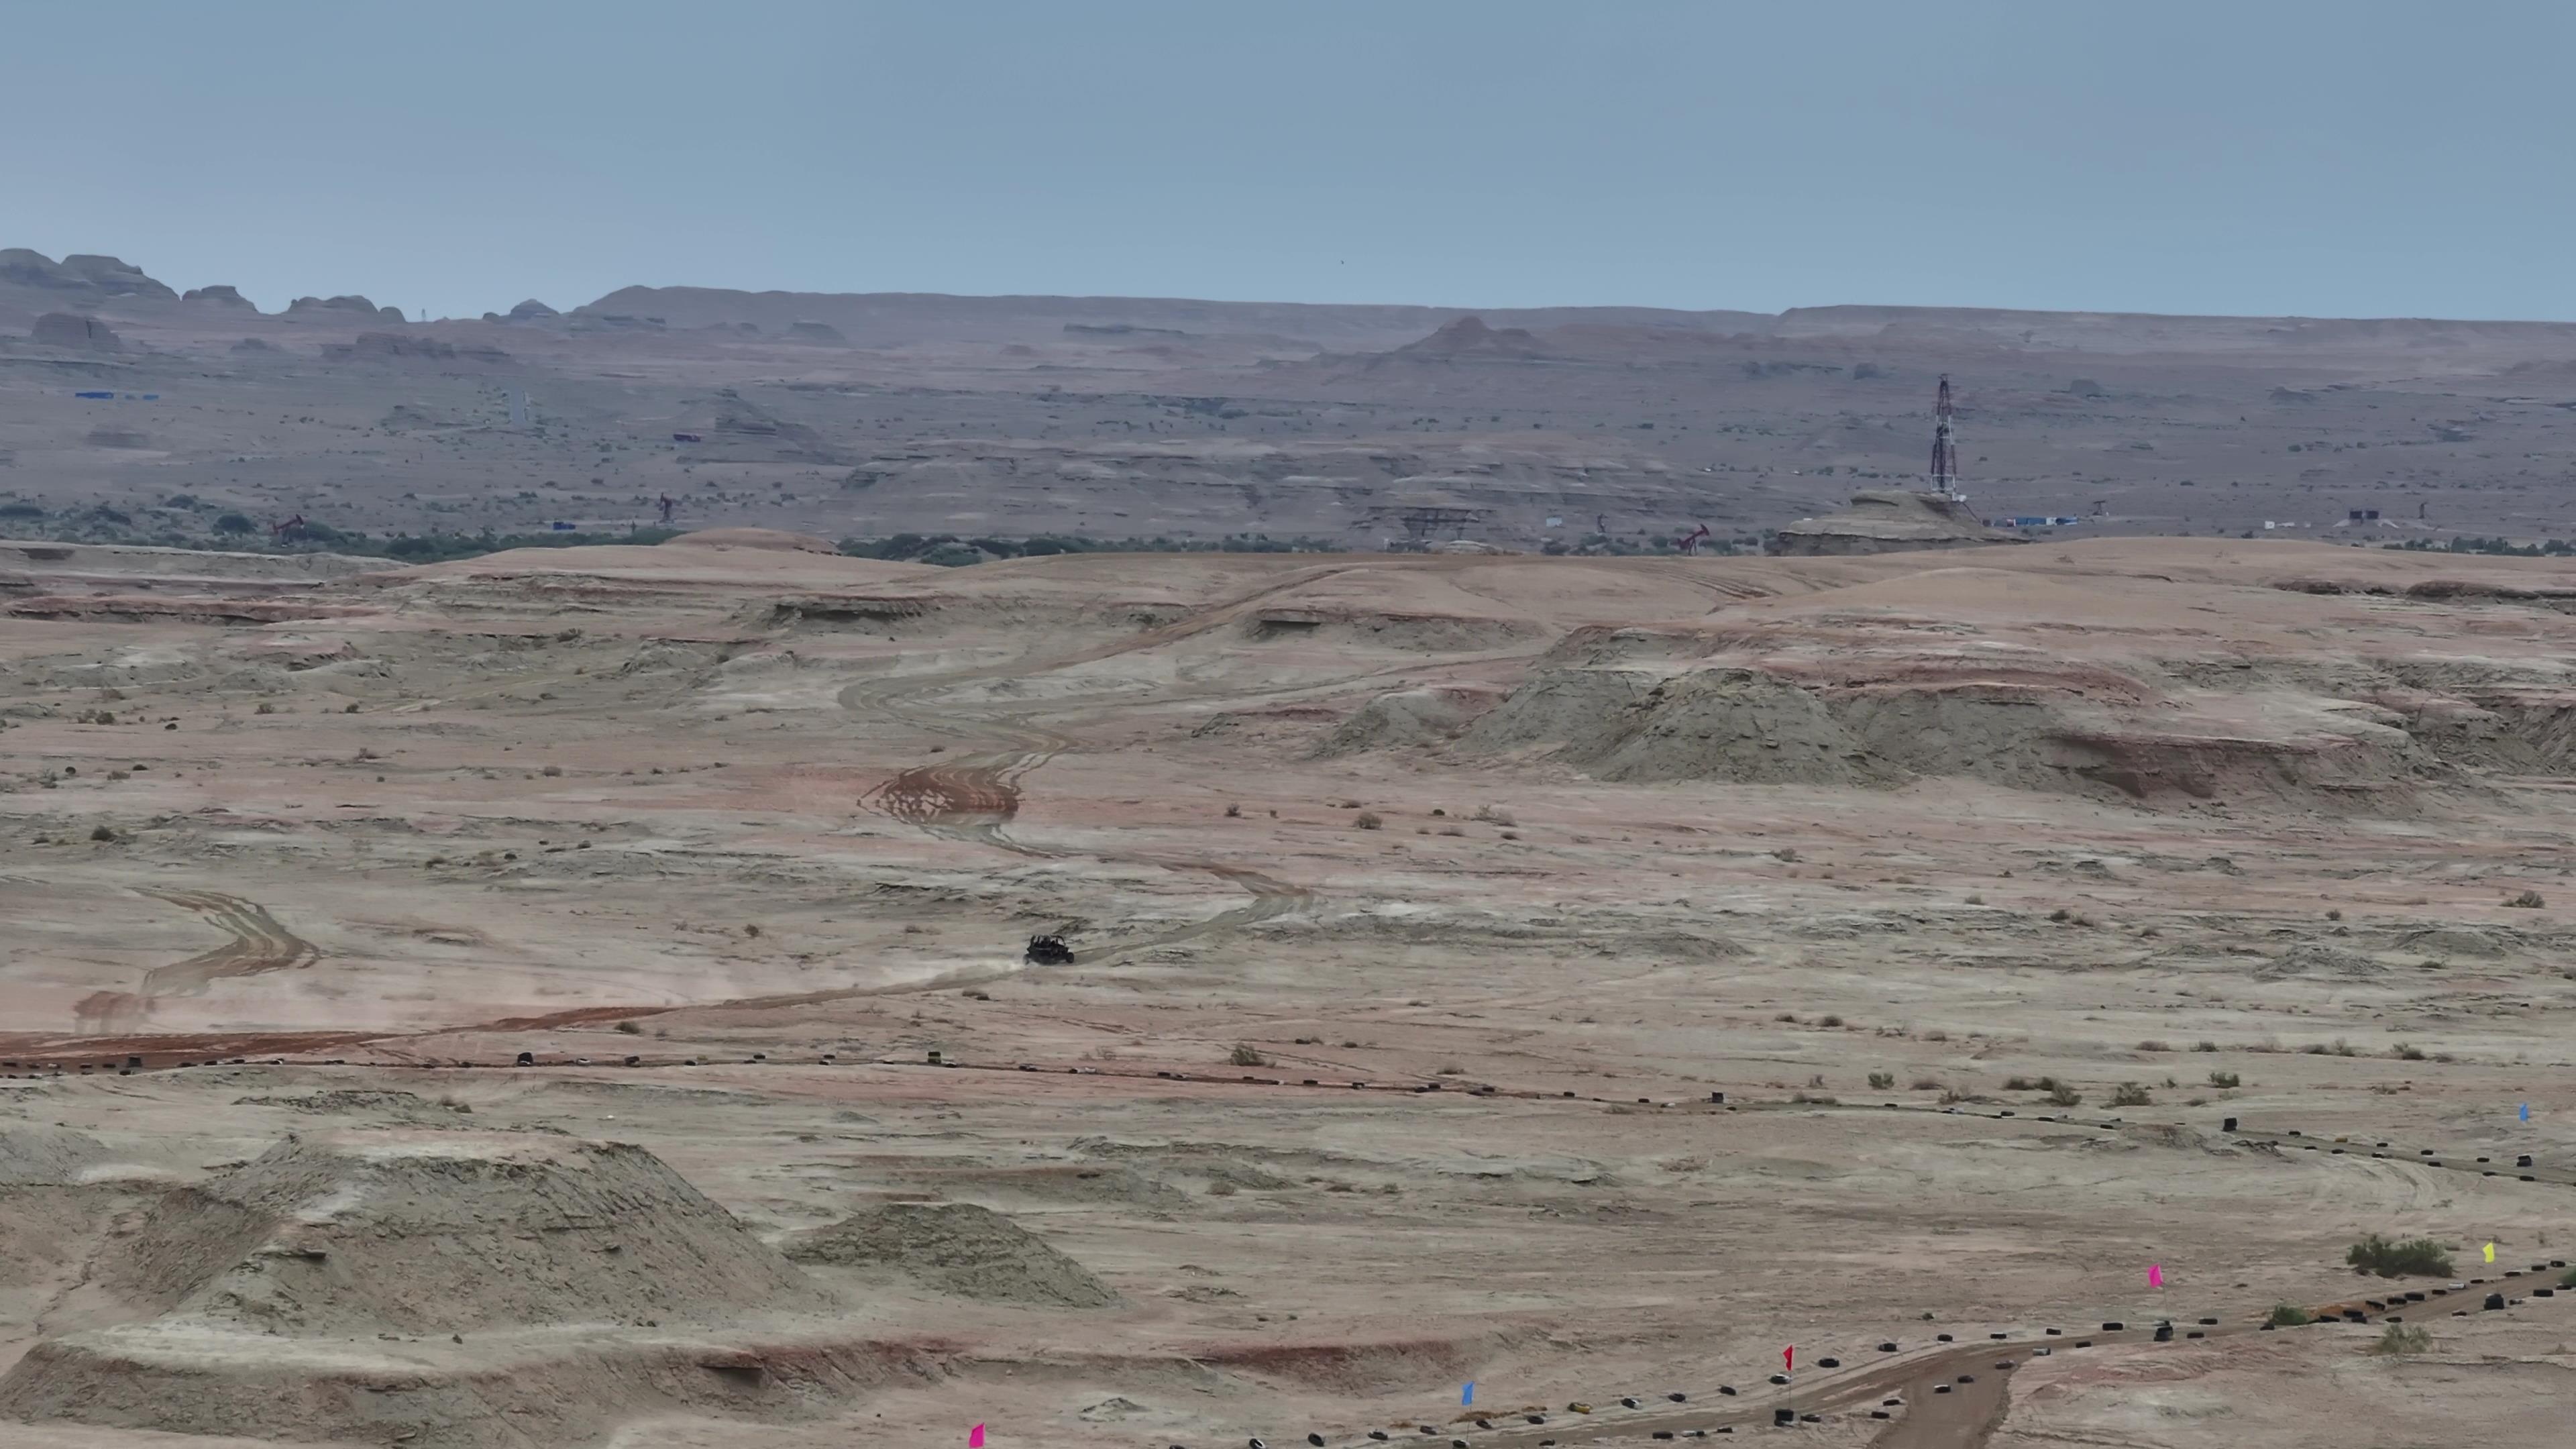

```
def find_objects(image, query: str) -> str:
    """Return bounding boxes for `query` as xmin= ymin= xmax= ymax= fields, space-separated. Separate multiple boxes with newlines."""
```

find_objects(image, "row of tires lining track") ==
xmin=10 ymin=1049 xmax=2565 ymax=1448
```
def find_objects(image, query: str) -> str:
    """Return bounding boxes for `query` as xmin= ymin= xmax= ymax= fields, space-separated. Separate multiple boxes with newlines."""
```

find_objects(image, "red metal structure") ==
xmin=1676 ymin=523 xmax=1711 ymax=555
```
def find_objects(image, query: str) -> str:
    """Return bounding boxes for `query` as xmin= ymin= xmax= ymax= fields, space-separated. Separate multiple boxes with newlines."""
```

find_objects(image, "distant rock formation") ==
xmin=59 ymin=255 xmax=176 ymax=300
xmin=1 ymin=250 xmax=176 ymax=301
xmin=229 ymin=337 xmax=278 ymax=354
xmin=285 ymin=294 xmax=404 ymax=323
xmin=1388 ymin=315 xmax=1554 ymax=361
xmin=784 ymin=320 xmax=847 ymax=344
xmin=182 ymin=284 xmax=254 ymax=308
xmin=506 ymin=298 xmax=557 ymax=321
xmin=30 ymin=313 xmax=122 ymax=351
xmin=1767 ymin=490 xmax=2024 ymax=557
xmin=695 ymin=388 xmax=838 ymax=462
xmin=321 ymin=332 xmax=510 ymax=366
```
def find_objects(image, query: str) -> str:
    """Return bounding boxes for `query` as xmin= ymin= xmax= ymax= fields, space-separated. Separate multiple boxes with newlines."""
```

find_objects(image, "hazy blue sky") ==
xmin=7 ymin=1 xmax=2569 ymax=321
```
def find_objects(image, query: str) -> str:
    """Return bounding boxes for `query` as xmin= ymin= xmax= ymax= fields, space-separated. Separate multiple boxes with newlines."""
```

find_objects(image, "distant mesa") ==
xmin=1767 ymin=490 xmax=2024 ymax=557
xmin=30 ymin=313 xmax=123 ymax=351
xmin=321 ymin=331 xmax=511 ymax=366
xmin=506 ymin=297 xmax=557 ymax=321
xmin=1389 ymin=315 xmax=1554 ymax=361
xmin=663 ymin=527 xmax=838 ymax=553
xmin=0 ymin=249 xmax=176 ymax=300
xmin=1065 ymin=322 xmax=1191 ymax=338
xmin=784 ymin=319 xmax=847 ymax=344
xmin=181 ymin=284 xmax=254 ymax=309
xmin=570 ymin=312 xmax=667 ymax=332
xmin=688 ymin=387 xmax=841 ymax=463
xmin=285 ymin=294 xmax=405 ymax=323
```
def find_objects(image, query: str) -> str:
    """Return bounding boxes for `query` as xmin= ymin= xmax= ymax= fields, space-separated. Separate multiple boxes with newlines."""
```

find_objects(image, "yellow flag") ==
xmin=2483 ymin=1242 xmax=2496 ymax=1263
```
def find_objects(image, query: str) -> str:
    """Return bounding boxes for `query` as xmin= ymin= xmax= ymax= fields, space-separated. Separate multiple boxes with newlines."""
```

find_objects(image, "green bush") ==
xmin=2371 ymin=1323 xmax=2432 ymax=1355
xmin=2266 ymin=1303 xmax=2313 ymax=1326
xmin=2208 ymin=1070 xmax=2241 ymax=1088
xmin=2346 ymin=1234 xmax=2453 ymax=1278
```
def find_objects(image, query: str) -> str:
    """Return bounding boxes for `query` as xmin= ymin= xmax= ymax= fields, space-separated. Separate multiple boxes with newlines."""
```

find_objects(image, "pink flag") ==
xmin=1784 ymin=1345 xmax=1794 ymax=1372
xmin=970 ymin=1426 xmax=985 ymax=1448
xmin=2148 ymin=1264 xmax=2163 ymax=1289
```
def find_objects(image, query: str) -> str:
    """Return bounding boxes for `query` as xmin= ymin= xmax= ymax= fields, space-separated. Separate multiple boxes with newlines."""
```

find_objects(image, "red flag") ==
xmin=1784 ymin=1346 xmax=1794 ymax=1372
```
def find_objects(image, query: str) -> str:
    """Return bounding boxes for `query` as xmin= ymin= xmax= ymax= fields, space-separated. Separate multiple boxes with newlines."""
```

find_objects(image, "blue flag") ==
xmin=2522 ymin=1103 xmax=2532 ymax=1122
xmin=1462 ymin=1383 xmax=1474 ymax=1406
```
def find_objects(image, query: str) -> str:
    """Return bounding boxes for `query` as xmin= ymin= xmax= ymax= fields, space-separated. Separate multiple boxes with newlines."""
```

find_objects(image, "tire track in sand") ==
xmin=72 ymin=890 xmax=321 ymax=1031
xmin=135 ymin=890 xmax=319 ymax=996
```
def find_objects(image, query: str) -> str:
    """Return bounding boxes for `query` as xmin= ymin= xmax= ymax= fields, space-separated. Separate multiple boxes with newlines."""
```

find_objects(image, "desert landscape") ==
xmin=9 ymin=247 xmax=2576 ymax=557
xmin=2 ymin=500 xmax=2575 ymax=1447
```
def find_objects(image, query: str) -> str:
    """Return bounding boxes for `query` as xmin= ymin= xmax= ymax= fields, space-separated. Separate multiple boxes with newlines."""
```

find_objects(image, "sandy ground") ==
xmin=3 ymin=533 xmax=2575 ymax=1448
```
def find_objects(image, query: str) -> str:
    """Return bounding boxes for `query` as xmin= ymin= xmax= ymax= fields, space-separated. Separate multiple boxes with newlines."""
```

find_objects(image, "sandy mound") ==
xmin=81 ymin=1132 xmax=826 ymax=1334
xmin=1565 ymin=668 xmax=1903 ymax=788
xmin=0 ymin=1125 xmax=113 ymax=1186
xmin=783 ymin=1202 xmax=1117 ymax=1307
xmin=0 ymin=1132 xmax=851 ymax=1448
xmin=663 ymin=527 xmax=839 ymax=554
xmin=1311 ymin=688 xmax=1489 ymax=757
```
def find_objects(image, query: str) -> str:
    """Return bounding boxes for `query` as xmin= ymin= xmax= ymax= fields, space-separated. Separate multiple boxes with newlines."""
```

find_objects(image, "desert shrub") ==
xmin=1790 ymin=1090 xmax=1838 ymax=1105
xmin=213 ymin=512 xmax=253 ymax=534
xmin=2267 ymin=1303 xmax=2313 ymax=1327
xmin=1867 ymin=1071 xmax=1894 ymax=1090
xmin=614 ymin=1020 xmax=643 ymax=1034
xmin=2193 ymin=1040 xmax=2218 ymax=1053
xmin=1207 ymin=1179 xmax=1238 ymax=1197
xmin=1818 ymin=1014 xmax=1844 ymax=1028
xmin=1228 ymin=1044 xmax=1270 ymax=1068
xmin=541 ymin=764 xmax=563 ymax=777
xmin=2110 ymin=1082 xmax=2153 ymax=1107
xmin=89 ymin=824 xmax=117 ymax=842
xmin=2003 ymin=1075 xmax=2035 ymax=1091
xmin=2047 ymin=1083 xmax=2083 ymax=1108
xmin=2347 ymin=1234 xmax=2453 ymax=1278
xmin=1435 ymin=1063 xmax=1463 ymax=1075
xmin=1224 ymin=803 xmax=1240 ymax=818
xmin=2371 ymin=1323 xmax=2432 ymax=1355
xmin=1472 ymin=804 xmax=1515 ymax=826
xmin=2137 ymin=1039 xmax=2171 ymax=1053
xmin=2391 ymin=1042 xmax=2426 ymax=1061
xmin=2504 ymin=890 xmax=2545 ymax=908
xmin=1911 ymin=1077 xmax=1943 ymax=1091
xmin=1354 ymin=811 xmax=1383 ymax=830
xmin=2208 ymin=1069 xmax=2241 ymax=1088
